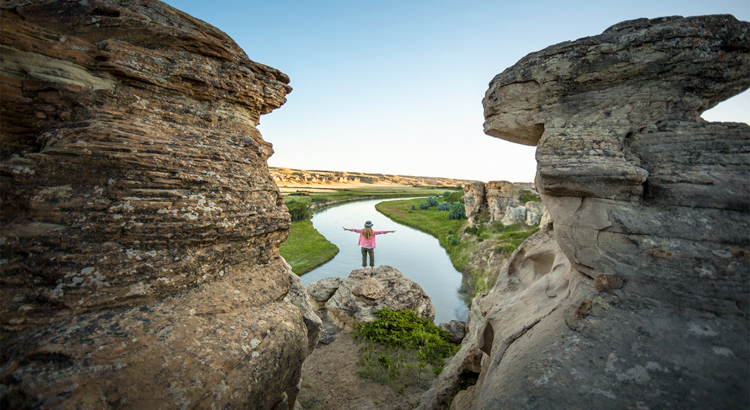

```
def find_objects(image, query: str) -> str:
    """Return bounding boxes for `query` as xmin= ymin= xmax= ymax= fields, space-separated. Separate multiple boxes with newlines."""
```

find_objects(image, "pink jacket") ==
xmin=350 ymin=228 xmax=389 ymax=248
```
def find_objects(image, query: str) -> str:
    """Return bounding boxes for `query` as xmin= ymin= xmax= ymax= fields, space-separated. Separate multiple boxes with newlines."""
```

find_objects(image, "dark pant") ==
xmin=361 ymin=247 xmax=374 ymax=267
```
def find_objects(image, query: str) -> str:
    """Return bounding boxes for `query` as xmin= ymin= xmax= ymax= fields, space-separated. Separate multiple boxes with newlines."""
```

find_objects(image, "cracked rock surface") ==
xmin=420 ymin=15 xmax=749 ymax=410
xmin=0 ymin=1 xmax=319 ymax=409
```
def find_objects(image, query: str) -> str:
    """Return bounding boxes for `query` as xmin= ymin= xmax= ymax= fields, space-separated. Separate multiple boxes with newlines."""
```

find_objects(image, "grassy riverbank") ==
xmin=280 ymin=220 xmax=340 ymax=275
xmin=376 ymin=198 xmax=539 ymax=295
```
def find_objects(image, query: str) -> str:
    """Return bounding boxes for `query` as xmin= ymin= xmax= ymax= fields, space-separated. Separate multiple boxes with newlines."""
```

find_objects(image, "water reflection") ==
xmin=299 ymin=198 xmax=470 ymax=324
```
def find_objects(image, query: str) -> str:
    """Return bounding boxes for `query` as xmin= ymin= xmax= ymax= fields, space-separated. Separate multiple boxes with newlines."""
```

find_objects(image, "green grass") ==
xmin=279 ymin=220 xmax=339 ymax=275
xmin=375 ymin=198 xmax=466 ymax=253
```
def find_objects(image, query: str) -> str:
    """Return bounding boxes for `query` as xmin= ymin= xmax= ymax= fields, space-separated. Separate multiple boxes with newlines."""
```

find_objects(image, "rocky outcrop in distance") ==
xmin=462 ymin=181 xmax=545 ymax=227
xmin=420 ymin=15 xmax=750 ymax=410
xmin=271 ymin=167 xmax=474 ymax=187
xmin=306 ymin=266 xmax=435 ymax=332
xmin=0 ymin=1 xmax=319 ymax=409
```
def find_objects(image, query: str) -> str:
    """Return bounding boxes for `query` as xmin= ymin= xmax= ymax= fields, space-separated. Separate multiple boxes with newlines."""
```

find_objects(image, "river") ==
xmin=299 ymin=198 xmax=470 ymax=324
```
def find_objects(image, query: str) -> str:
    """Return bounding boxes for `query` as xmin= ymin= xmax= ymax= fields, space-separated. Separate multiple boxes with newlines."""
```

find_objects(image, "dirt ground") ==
xmin=297 ymin=317 xmax=426 ymax=410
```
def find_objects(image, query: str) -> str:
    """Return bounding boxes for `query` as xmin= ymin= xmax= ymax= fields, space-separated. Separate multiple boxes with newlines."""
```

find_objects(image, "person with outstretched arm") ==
xmin=342 ymin=221 xmax=395 ymax=274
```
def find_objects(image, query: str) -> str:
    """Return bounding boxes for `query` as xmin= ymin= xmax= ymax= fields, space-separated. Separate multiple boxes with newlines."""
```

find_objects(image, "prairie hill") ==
xmin=270 ymin=167 xmax=476 ymax=188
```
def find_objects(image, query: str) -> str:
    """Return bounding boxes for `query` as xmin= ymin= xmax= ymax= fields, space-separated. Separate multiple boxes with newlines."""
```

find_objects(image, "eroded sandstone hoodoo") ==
xmin=420 ymin=15 xmax=750 ymax=410
xmin=0 ymin=1 xmax=319 ymax=408
xmin=306 ymin=266 xmax=436 ymax=332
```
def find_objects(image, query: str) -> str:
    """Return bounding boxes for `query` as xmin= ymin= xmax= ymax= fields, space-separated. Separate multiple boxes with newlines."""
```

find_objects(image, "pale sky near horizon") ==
xmin=163 ymin=0 xmax=749 ymax=182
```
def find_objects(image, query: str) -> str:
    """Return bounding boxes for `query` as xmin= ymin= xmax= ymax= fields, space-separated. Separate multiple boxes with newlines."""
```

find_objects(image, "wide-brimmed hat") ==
xmin=364 ymin=221 xmax=373 ymax=227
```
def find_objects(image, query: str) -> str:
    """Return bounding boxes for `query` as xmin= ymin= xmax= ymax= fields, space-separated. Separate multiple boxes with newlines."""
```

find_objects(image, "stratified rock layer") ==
xmin=421 ymin=15 xmax=750 ymax=410
xmin=0 ymin=1 xmax=318 ymax=409
xmin=462 ymin=181 xmax=544 ymax=227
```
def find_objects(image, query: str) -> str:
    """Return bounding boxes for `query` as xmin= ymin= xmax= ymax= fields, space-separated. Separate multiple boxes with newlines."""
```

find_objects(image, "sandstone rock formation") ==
xmin=0 ymin=1 xmax=319 ymax=409
xmin=420 ymin=15 xmax=750 ymax=409
xmin=418 ymin=230 xmax=571 ymax=409
xmin=306 ymin=266 xmax=435 ymax=332
xmin=463 ymin=181 xmax=543 ymax=227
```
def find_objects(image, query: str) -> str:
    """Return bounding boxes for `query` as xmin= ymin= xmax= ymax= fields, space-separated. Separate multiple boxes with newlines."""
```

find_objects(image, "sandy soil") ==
xmin=297 ymin=316 xmax=426 ymax=410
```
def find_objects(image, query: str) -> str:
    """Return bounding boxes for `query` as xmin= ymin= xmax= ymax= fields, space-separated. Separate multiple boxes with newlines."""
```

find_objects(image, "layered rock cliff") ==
xmin=0 ymin=1 xmax=320 ymax=409
xmin=420 ymin=15 xmax=750 ymax=409
xmin=462 ymin=181 xmax=544 ymax=227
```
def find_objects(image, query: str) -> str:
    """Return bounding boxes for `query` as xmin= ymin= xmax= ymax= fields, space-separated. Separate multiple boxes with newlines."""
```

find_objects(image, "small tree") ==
xmin=287 ymin=201 xmax=311 ymax=221
xmin=448 ymin=202 xmax=466 ymax=220
xmin=427 ymin=196 xmax=439 ymax=207
xmin=445 ymin=191 xmax=464 ymax=203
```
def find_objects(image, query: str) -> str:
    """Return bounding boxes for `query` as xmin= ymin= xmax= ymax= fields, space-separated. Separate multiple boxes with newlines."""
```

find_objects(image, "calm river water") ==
xmin=299 ymin=198 xmax=470 ymax=324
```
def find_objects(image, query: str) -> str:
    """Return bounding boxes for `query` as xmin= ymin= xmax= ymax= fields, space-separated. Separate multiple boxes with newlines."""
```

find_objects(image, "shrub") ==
xmin=496 ymin=244 xmax=518 ymax=254
xmin=442 ymin=191 xmax=452 ymax=197
xmin=287 ymin=201 xmax=311 ymax=221
xmin=464 ymin=226 xmax=480 ymax=236
xmin=446 ymin=235 xmax=460 ymax=246
xmin=410 ymin=204 xmax=416 ymax=210
xmin=445 ymin=191 xmax=464 ymax=203
xmin=354 ymin=309 xmax=458 ymax=375
xmin=520 ymin=189 xmax=541 ymax=203
xmin=448 ymin=202 xmax=466 ymax=220
xmin=419 ymin=201 xmax=430 ymax=210
xmin=311 ymin=197 xmax=328 ymax=203
xmin=437 ymin=202 xmax=451 ymax=211
xmin=427 ymin=196 xmax=439 ymax=207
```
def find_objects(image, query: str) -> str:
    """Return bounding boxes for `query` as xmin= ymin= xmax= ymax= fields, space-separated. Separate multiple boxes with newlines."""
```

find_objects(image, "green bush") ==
xmin=419 ymin=201 xmax=430 ymax=210
xmin=427 ymin=196 xmax=439 ymax=207
xmin=445 ymin=191 xmax=464 ymax=203
xmin=355 ymin=308 xmax=458 ymax=375
xmin=437 ymin=202 xmax=451 ymax=211
xmin=520 ymin=189 xmax=541 ymax=203
xmin=446 ymin=235 xmax=460 ymax=246
xmin=287 ymin=201 xmax=311 ymax=221
xmin=464 ymin=225 xmax=480 ymax=236
xmin=442 ymin=191 xmax=452 ymax=197
xmin=448 ymin=202 xmax=466 ymax=220
xmin=311 ymin=197 xmax=328 ymax=203
xmin=410 ymin=204 xmax=416 ymax=210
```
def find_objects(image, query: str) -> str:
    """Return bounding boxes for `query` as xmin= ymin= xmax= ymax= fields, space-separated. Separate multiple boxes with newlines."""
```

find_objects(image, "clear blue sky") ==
xmin=162 ymin=0 xmax=749 ymax=182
